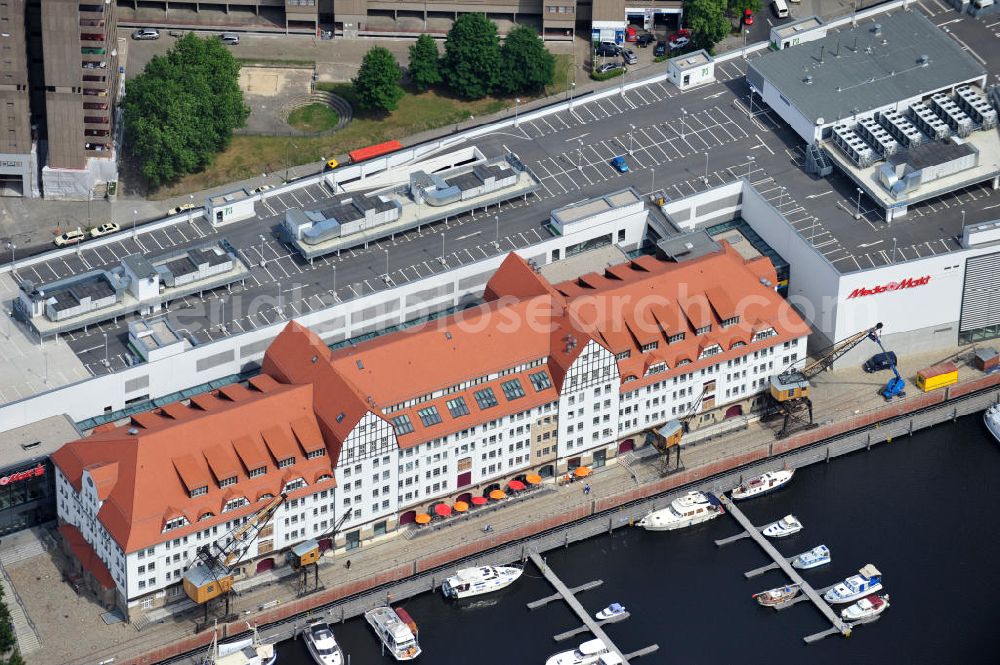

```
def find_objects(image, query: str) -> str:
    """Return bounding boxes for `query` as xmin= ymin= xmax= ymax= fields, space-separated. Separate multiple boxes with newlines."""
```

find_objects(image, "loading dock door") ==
xmin=960 ymin=251 xmax=1000 ymax=343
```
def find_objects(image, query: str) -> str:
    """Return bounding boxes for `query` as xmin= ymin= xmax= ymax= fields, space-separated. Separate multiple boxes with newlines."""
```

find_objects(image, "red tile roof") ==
xmin=59 ymin=524 xmax=115 ymax=589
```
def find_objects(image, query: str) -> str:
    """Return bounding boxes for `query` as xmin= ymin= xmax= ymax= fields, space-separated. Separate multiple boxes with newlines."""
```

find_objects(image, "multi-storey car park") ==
xmin=51 ymin=239 xmax=807 ymax=619
xmin=4 ymin=0 xmax=1000 ymax=580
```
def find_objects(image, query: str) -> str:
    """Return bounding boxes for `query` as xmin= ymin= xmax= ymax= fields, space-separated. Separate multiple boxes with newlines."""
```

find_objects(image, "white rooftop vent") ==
xmin=872 ymin=23 xmax=882 ymax=36
xmin=127 ymin=428 xmax=139 ymax=435
xmin=804 ymin=75 xmax=814 ymax=85
xmin=918 ymin=54 xmax=929 ymax=66
xmin=684 ymin=242 xmax=694 ymax=250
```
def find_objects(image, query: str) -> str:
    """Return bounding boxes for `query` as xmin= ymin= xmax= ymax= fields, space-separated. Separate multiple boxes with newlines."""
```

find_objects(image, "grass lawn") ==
xmin=286 ymin=103 xmax=341 ymax=133
xmin=151 ymin=53 xmax=574 ymax=199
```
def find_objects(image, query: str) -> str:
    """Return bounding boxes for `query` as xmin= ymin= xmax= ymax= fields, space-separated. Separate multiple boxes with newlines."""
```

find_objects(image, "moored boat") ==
xmin=731 ymin=469 xmax=794 ymax=500
xmin=594 ymin=603 xmax=626 ymax=621
xmin=545 ymin=639 xmax=621 ymax=665
xmin=636 ymin=491 xmax=723 ymax=531
xmin=303 ymin=621 xmax=343 ymax=665
xmin=791 ymin=545 xmax=831 ymax=570
xmin=823 ymin=564 xmax=883 ymax=604
xmin=753 ymin=584 xmax=800 ymax=607
xmin=984 ymin=405 xmax=1000 ymax=442
xmin=841 ymin=593 xmax=890 ymax=621
xmin=203 ymin=624 xmax=276 ymax=665
xmin=762 ymin=514 xmax=803 ymax=538
xmin=364 ymin=607 xmax=421 ymax=661
xmin=441 ymin=565 xmax=523 ymax=599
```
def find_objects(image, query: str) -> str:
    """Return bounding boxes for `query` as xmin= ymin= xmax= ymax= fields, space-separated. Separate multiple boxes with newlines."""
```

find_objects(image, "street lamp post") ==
xmin=570 ymin=82 xmax=576 ymax=108
xmin=743 ymin=29 xmax=749 ymax=59
xmin=220 ymin=298 xmax=227 ymax=334
xmin=746 ymin=155 xmax=755 ymax=181
xmin=514 ymin=98 xmax=521 ymax=127
xmin=103 ymin=332 xmax=109 ymax=368
xmin=332 ymin=265 xmax=337 ymax=300
xmin=440 ymin=233 xmax=447 ymax=266
xmin=891 ymin=237 xmax=898 ymax=264
xmin=650 ymin=166 xmax=655 ymax=197
xmin=259 ymin=234 xmax=267 ymax=267
xmin=680 ymin=108 xmax=687 ymax=141
xmin=628 ymin=124 xmax=635 ymax=156
xmin=703 ymin=152 xmax=709 ymax=185
xmin=132 ymin=209 xmax=138 ymax=239
xmin=854 ymin=187 xmax=863 ymax=220
xmin=577 ymin=139 xmax=583 ymax=172
xmin=384 ymin=248 xmax=390 ymax=280
xmin=494 ymin=215 xmax=500 ymax=249
xmin=7 ymin=242 xmax=14 ymax=277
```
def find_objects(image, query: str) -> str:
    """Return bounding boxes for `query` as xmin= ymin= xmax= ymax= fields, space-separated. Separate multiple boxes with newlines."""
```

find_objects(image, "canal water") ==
xmin=277 ymin=414 xmax=1000 ymax=665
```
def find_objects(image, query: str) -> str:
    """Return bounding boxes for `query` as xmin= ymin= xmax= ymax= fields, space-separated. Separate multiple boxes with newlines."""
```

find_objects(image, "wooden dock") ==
xmin=717 ymin=496 xmax=851 ymax=643
xmin=528 ymin=553 xmax=659 ymax=664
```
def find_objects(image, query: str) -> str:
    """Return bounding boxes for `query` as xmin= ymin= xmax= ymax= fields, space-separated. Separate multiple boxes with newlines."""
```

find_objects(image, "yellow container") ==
xmin=915 ymin=362 xmax=958 ymax=392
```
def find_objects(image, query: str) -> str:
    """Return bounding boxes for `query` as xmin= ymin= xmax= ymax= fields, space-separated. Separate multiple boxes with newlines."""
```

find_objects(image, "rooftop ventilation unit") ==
xmin=804 ymin=75 xmax=814 ymax=85
xmin=872 ymin=23 xmax=882 ymax=36
xmin=917 ymin=54 xmax=929 ymax=66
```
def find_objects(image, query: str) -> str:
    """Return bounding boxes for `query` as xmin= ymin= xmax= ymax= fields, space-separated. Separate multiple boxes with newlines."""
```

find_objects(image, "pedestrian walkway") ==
xmin=0 ymin=566 xmax=41 ymax=655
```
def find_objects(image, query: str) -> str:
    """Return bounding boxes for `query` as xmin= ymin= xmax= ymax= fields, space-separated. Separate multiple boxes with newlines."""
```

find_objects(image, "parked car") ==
xmin=131 ymin=28 xmax=160 ymax=40
xmin=654 ymin=41 xmax=667 ymax=57
xmin=743 ymin=8 xmax=755 ymax=25
xmin=89 ymin=223 xmax=120 ymax=239
xmin=636 ymin=34 xmax=656 ymax=47
xmin=249 ymin=184 xmax=273 ymax=194
xmin=622 ymin=48 xmax=638 ymax=65
xmin=669 ymin=35 xmax=691 ymax=51
xmin=611 ymin=156 xmax=630 ymax=173
xmin=864 ymin=351 xmax=898 ymax=373
xmin=54 ymin=228 xmax=86 ymax=247
xmin=596 ymin=42 xmax=620 ymax=57
xmin=168 ymin=202 xmax=195 ymax=215
xmin=596 ymin=61 xmax=622 ymax=74
xmin=625 ymin=25 xmax=638 ymax=42
xmin=220 ymin=33 xmax=240 ymax=45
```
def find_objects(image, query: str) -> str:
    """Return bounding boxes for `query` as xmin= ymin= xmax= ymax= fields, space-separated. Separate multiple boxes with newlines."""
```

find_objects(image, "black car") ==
xmin=654 ymin=41 xmax=667 ymax=57
xmin=863 ymin=351 xmax=897 ymax=373
xmin=596 ymin=42 xmax=619 ymax=57
xmin=596 ymin=61 xmax=622 ymax=74
xmin=636 ymin=34 xmax=655 ymax=47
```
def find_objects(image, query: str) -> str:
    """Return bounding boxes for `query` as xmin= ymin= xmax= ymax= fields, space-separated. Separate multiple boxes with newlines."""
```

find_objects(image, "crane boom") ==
xmin=796 ymin=322 xmax=884 ymax=381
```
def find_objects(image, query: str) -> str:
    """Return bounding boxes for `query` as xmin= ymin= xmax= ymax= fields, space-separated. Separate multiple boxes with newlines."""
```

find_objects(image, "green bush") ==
xmin=590 ymin=68 xmax=625 ymax=82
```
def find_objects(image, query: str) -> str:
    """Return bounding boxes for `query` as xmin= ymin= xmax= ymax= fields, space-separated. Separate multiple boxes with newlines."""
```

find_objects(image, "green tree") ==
xmin=408 ymin=34 xmax=442 ymax=93
xmin=3 ymin=651 xmax=26 ymax=665
xmin=442 ymin=13 xmax=501 ymax=99
xmin=498 ymin=26 xmax=555 ymax=95
xmin=123 ymin=33 xmax=249 ymax=188
xmin=684 ymin=0 xmax=732 ymax=51
xmin=728 ymin=0 xmax=762 ymax=16
xmin=0 ymin=590 xmax=13 ymax=653
xmin=354 ymin=46 xmax=405 ymax=113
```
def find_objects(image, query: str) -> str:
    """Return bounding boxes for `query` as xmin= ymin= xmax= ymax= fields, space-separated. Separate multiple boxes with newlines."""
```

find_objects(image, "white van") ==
xmin=772 ymin=0 xmax=790 ymax=17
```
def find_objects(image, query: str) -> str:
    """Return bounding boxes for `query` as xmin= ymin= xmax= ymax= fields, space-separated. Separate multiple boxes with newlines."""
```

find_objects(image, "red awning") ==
xmin=508 ymin=480 xmax=526 ymax=491
xmin=434 ymin=503 xmax=452 ymax=517
xmin=471 ymin=496 xmax=488 ymax=506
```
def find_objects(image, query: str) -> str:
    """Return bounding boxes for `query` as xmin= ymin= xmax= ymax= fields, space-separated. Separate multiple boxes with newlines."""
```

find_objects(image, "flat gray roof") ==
xmin=749 ymin=10 xmax=985 ymax=125
xmin=772 ymin=16 xmax=824 ymax=40
xmin=671 ymin=50 xmax=711 ymax=70
xmin=552 ymin=188 xmax=640 ymax=224
xmin=538 ymin=244 xmax=629 ymax=283
xmin=0 ymin=415 xmax=80 ymax=467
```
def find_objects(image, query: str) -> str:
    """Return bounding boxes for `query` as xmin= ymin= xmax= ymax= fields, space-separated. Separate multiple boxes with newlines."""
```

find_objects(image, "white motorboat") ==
xmin=441 ymin=565 xmax=523 ymax=599
xmin=636 ymin=491 xmax=724 ymax=531
xmin=841 ymin=593 xmax=890 ymax=622
xmin=792 ymin=545 xmax=831 ymax=569
xmin=762 ymin=514 xmax=803 ymax=538
xmin=545 ymin=639 xmax=622 ymax=665
xmin=303 ymin=621 xmax=344 ymax=665
xmin=203 ymin=625 xmax=276 ymax=665
xmin=364 ymin=607 xmax=421 ymax=661
xmin=594 ymin=603 xmax=626 ymax=621
xmin=984 ymin=404 xmax=1000 ymax=442
xmin=823 ymin=564 xmax=884 ymax=604
xmin=731 ymin=469 xmax=794 ymax=500
xmin=753 ymin=584 xmax=800 ymax=607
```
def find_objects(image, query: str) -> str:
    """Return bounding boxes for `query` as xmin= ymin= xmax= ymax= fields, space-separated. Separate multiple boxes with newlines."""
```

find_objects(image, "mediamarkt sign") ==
xmin=0 ymin=463 xmax=45 ymax=486
xmin=846 ymin=275 xmax=932 ymax=299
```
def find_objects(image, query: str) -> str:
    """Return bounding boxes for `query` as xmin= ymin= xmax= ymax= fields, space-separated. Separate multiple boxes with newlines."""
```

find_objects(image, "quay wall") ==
xmin=134 ymin=374 xmax=1000 ymax=665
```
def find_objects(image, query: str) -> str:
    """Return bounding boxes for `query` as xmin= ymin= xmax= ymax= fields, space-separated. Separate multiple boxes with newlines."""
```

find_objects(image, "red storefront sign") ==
xmin=0 ymin=463 xmax=45 ymax=486
xmin=846 ymin=275 xmax=931 ymax=299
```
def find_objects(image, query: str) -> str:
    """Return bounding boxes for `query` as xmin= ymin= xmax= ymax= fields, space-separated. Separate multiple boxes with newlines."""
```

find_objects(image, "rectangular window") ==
xmin=249 ymin=467 xmax=266 ymax=478
xmin=190 ymin=486 xmax=208 ymax=498
xmin=391 ymin=414 xmax=415 ymax=435
xmin=501 ymin=378 xmax=525 ymax=400
xmin=219 ymin=476 xmax=237 ymax=488
xmin=474 ymin=387 xmax=499 ymax=409
xmin=417 ymin=406 xmax=442 ymax=427
xmin=528 ymin=371 xmax=552 ymax=391
xmin=306 ymin=449 xmax=326 ymax=459
xmin=667 ymin=333 xmax=685 ymax=344
xmin=640 ymin=342 xmax=659 ymax=352
xmin=278 ymin=457 xmax=295 ymax=469
xmin=446 ymin=397 xmax=470 ymax=418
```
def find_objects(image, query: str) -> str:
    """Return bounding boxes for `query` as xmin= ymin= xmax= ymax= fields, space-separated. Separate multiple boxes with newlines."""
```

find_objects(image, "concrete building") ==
xmin=51 ymin=244 xmax=807 ymax=616
xmin=0 ymin=0 xmax=121 ymax=199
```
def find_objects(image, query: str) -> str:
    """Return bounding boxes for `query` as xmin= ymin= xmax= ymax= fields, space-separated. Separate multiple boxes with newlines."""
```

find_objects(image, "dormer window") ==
xmin=753 ymin=328 xmax=777 ymax=342
xmin=277 ymin=457 xmax=295 ymax=469
xmin=283 ymin=478 xmax=306 ymax=492
xmin=306 ymin=449 xmax=326 ymax=460
xmin=667 ymin=333 xmax=685 ymax=344
xmin=699 ymin=345 xmax=723 ymax=359
xmin=163 ymin=516 xmax=188 ymax=532
xmin=219 ymin=476 xmax=237 ymax=488
xmin=615 ymin=350 xmax=631 ymax=360
xmin=249 ymin=466 xmax=266 ymax=478
xmin=695 ymin=325 xmax=711 ymax=335
xmin=647 ymin=362 xmax=667 ymax=375
xmin=190 ymin=486 xmax=208 ymax=498
xmin=720 ymin=316 xmax=740 ymax=328
xmin=223 ymin=497 xmax=248 ymax=512
xmin=640 ymin=342 xmax=658 ymax=352
xmin=198 ymin=512 xmax=215 ymax=521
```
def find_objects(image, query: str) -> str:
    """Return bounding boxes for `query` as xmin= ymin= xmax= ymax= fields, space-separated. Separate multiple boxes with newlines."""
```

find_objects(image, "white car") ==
xmin=131 ymin=28 xmax=160 ymax=40
xmin=89 ymin=223 xmax=120 ymax=238
xmin=168 ymin=203 xmax=195 ymax=215
xmin=54 ymin=228 xmax=86 ymax=247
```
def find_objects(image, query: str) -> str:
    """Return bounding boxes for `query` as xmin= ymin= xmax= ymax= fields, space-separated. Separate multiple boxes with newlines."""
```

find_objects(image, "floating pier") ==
xmin=527 ymin=553 xmax=659 ymax=663
xmin=527 ymin=580 xmax=603 ymax=609
xmin=716 ymin=496 xmax=851 ymax=643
